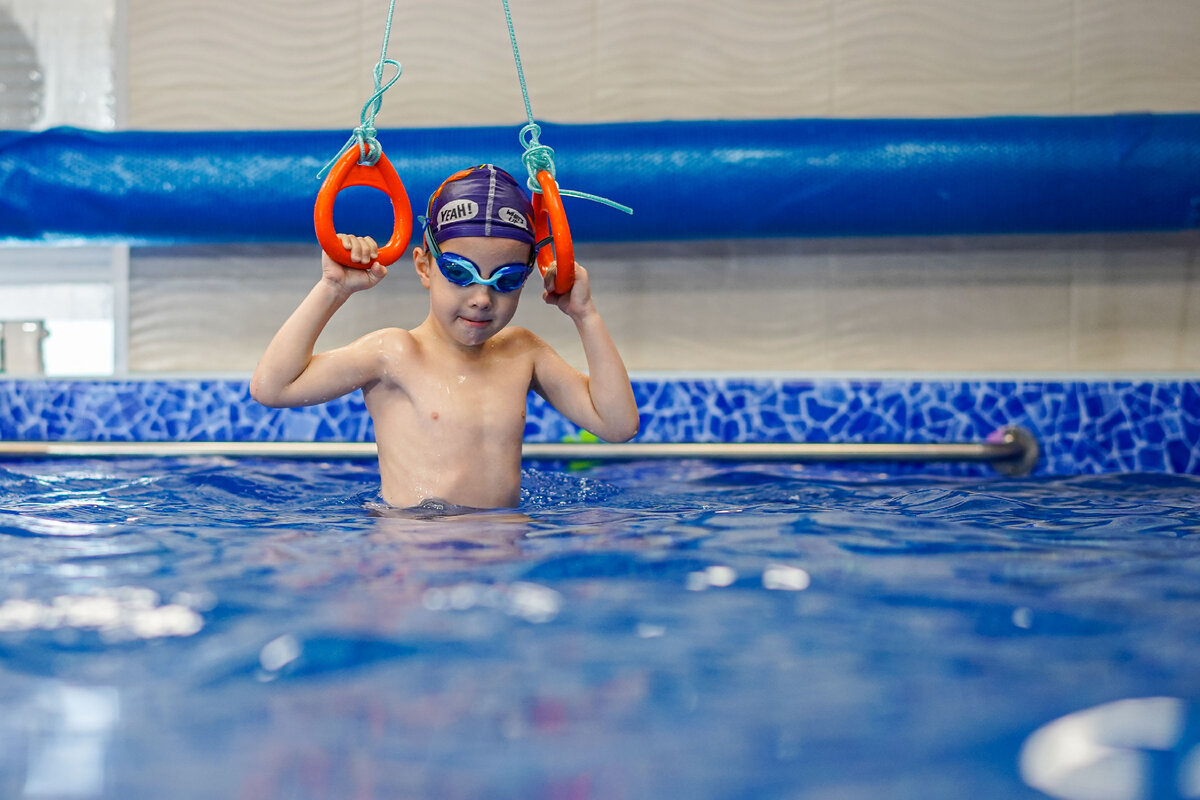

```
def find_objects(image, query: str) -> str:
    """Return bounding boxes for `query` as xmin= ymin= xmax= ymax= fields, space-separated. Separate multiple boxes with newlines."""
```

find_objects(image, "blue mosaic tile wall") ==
xmin=1 ymin=376 xmax=1198 ymax=475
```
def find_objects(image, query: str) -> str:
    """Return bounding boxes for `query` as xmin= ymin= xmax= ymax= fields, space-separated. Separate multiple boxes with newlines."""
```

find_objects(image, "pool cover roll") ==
xmin=1 ymin=114 xmax=1199 ymax=244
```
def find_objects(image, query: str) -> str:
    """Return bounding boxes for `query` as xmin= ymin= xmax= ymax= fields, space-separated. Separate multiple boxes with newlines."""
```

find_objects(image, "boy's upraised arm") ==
xmin=251 ymin=237 xmax=389 ymax=408
xmin=531 ymin=264 xmax=640 ymax=442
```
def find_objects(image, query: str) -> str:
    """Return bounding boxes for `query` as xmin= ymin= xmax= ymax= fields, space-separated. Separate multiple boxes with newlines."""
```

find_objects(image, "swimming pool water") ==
xmin=0 ymin=457 xmax=1198 ymax=799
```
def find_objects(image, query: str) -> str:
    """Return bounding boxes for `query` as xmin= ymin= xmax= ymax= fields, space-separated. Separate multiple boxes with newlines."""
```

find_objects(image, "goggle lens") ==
xmin=441 ymin=260 xmax=476 ymax=286
xmin=494 ymin=270 xmax=527 ymax=293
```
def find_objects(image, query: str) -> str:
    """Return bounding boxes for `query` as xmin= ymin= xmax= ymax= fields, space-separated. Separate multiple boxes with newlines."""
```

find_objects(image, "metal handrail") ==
xmin=0 ymin=426 xmax=1039 ymax=475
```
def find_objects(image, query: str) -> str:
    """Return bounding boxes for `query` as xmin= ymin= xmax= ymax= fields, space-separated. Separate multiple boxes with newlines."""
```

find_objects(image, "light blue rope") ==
xmin=318 ymin=0 xmax=403 ymax=178
xmin=501 ymin=0 xmax=632 ymax=215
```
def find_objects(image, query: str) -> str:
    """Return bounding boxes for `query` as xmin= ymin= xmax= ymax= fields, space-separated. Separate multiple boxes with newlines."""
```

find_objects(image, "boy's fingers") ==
xmin=353 ymin=239 xmax=373 ymax=264
xmin=333 ymin=233 xmax=378 ymax=263
xmin=360 ymin=237 xmax=378 ymax=263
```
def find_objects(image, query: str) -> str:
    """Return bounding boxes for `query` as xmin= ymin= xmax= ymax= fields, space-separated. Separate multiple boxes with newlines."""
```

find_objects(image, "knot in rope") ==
xmin=316 ymin=61 xmax=401 ymax=178
xmin=518 ymin=122 xmax=632 ymax=214
xmin=517 ymin=121 xmax=632 ymax=214
xmin=519 ymin=123 xmax=556 ymax=189
xmin=353 ymin=126 xmax=382 ymax=166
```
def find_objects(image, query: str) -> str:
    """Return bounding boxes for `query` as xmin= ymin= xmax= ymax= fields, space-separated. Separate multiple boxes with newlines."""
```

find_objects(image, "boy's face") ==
xmin=415 ymin=236 xmax=532 ymax=348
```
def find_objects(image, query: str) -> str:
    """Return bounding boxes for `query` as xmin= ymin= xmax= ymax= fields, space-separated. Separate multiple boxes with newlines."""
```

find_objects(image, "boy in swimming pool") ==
xmin=251 ymin=164 xmax=639 ymax=510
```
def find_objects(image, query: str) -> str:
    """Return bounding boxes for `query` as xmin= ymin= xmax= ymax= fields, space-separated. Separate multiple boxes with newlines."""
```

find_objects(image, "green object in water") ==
xmin=560 ymin=429 xmax=601 ymax=469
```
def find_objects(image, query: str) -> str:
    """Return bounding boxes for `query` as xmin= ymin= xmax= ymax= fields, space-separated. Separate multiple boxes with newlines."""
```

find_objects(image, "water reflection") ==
xmin=362 ymin=505 xmax=535 ymax=572
xmin=0 ymin=587 xmax=203 ymax=641
xmin=1020 ymin=697 xmax=1199 ymax=800
xmin=422 ymin=581 xmax=562 ymax=623
xmin=22 ymin=683 xmax=118 ymax=798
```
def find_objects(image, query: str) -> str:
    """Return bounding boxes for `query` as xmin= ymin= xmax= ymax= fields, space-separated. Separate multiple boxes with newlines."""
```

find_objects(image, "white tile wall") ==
xmin=123 ymin=0 xmax=1200 ymax=127
xmin=127 ymin=235 xmax=1200 ymax=375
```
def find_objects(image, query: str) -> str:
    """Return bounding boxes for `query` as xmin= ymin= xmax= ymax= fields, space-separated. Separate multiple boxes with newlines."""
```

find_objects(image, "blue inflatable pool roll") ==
xmin=1 ymin=114 xmax=1198 ymax=244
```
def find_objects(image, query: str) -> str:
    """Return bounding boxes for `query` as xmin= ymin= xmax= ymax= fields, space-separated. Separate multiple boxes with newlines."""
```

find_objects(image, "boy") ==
xmin=251 ymin=164 xmax=639 ymax=510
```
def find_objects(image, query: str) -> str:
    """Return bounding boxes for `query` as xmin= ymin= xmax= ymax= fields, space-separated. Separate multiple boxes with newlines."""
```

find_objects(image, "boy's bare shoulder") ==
xmin=359 ymin=326 xmax=415 ymax=347
xmin=355 ymin=327 xmax=420 ymax=389
xmin=492 ymin=325 xmax=549 ymax=352
xmin=356 ymin=326 xmax=418 ymax=365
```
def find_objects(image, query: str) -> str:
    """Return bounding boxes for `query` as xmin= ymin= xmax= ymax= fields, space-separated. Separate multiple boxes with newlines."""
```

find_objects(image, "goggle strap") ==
xmin=421 ymin=218 xmax=445 ymax=260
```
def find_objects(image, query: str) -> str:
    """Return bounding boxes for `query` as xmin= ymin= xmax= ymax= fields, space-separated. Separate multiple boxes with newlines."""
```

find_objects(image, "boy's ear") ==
xmin=413 ymin=247 xmax=433 ymax=290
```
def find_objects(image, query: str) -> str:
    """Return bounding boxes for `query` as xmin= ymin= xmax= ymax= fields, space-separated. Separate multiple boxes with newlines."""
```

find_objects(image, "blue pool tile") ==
xmin=3 ymin=376 xmax=1200 ymax=476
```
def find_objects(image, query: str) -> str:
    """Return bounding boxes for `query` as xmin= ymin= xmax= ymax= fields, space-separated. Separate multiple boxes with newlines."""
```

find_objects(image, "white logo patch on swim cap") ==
xmin=438 ymin=199 xmax=479 ymax=226
xmin=497 ymin=206 xmax=530 ymax=231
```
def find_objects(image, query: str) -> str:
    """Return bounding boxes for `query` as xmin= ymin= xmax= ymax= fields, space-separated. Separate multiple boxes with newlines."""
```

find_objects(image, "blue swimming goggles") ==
xmin=421 ymin=220 xmax=547 ymax=294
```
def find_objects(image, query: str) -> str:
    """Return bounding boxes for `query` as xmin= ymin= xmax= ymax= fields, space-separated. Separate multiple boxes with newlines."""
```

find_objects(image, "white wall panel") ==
xmin=127 ymin=235 xmax=1200 ymax=375
xmin=124 ymin=0 xmax=1200 ymax=129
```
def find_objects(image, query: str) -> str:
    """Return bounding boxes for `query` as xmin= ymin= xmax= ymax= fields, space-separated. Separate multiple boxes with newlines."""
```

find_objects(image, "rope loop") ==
xmin=360 ymin=58 xmax=402 ymax=131
xmin=317 ymin=0 xmax=402 ymax=178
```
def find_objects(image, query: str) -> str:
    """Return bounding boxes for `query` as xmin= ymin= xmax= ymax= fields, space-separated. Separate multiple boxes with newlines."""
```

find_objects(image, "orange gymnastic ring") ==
xmin=314 ymin=146 xmax=412 ymax=269
xmin=531 ymin=170 xmax=574 ymax=295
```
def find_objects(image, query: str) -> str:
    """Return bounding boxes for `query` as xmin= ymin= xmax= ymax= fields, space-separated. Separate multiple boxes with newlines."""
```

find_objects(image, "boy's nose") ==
xmin=466 ymin=283 xmax=492 ymax=306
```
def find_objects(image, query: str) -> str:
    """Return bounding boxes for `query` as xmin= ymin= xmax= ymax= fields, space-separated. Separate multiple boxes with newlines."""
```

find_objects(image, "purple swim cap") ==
xmin=424 ymin=164 xmax=535 ymax=248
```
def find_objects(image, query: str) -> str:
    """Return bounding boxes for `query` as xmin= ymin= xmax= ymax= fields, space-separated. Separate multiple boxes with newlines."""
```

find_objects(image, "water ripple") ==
xmin=0 ymin=458 xmax=1198 ymax=799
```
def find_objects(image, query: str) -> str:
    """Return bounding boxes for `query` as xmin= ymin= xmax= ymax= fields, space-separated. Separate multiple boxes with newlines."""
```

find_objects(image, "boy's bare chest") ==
xmin=394 ymin=354 xmax=534 ymax=431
